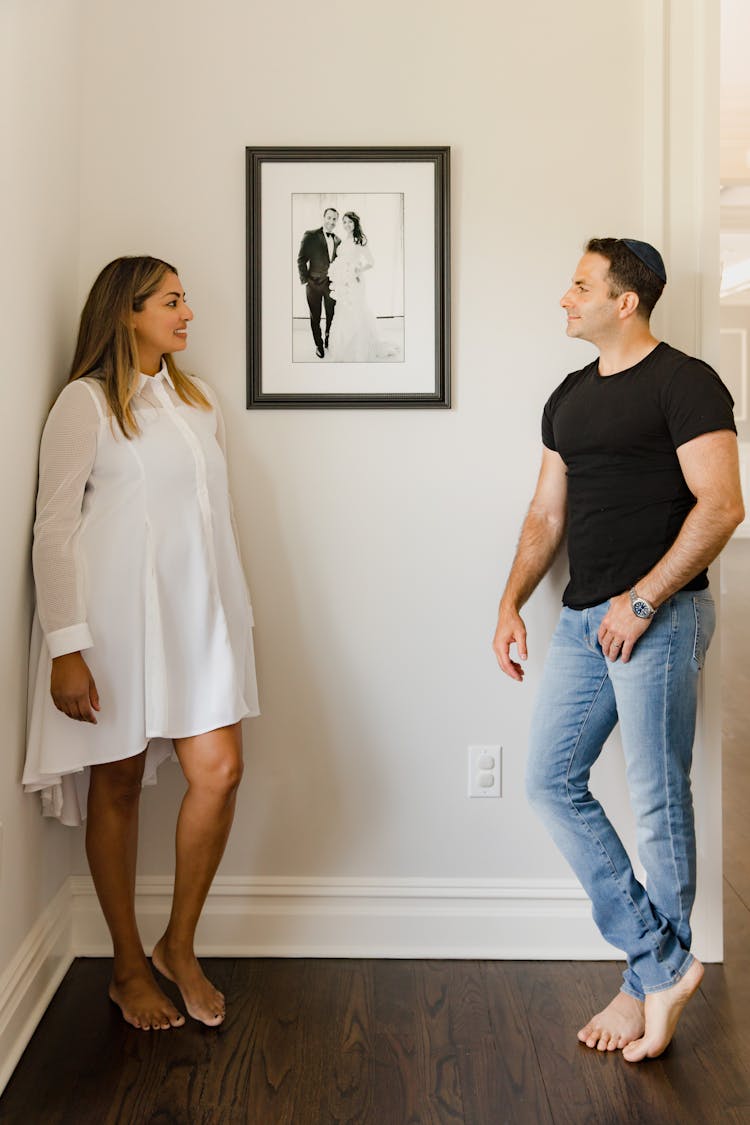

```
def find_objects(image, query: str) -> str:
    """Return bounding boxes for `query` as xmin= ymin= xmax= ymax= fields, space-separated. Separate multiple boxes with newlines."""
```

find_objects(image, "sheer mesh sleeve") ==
xmin=32 ymin=380 xmax=101 ymax=657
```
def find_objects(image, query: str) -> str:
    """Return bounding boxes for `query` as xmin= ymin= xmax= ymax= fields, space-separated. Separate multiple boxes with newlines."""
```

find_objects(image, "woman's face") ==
xmin=342 ymin=215 xmax=354 ymax=233
xmin=132 ymin=272 xmax=193 ymax=374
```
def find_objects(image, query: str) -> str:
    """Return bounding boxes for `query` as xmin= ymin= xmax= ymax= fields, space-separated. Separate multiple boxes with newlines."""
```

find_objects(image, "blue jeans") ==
xmin=526 ymin=591 xmax=715 ymax=1000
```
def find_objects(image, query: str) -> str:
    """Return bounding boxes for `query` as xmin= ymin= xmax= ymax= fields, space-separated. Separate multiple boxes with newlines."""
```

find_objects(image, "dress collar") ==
xmin=136 ymin=361 xmax=175 ymax=392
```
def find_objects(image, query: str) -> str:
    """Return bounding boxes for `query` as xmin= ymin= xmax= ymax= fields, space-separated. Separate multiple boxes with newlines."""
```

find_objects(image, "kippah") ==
xmin=622 ymin=239 xmax=667 ymax=284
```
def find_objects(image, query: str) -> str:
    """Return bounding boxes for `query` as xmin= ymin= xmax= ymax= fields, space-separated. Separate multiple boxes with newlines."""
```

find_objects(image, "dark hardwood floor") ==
xmin=2 ymin=541 xmax=748 ymax=1125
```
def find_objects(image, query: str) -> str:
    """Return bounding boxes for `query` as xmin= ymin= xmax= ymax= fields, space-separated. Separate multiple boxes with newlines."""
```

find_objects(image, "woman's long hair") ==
xmin=343 ymin=212 xmax=367 ymax=246
xmin=68 ymin=256 xmax=210 ymax=438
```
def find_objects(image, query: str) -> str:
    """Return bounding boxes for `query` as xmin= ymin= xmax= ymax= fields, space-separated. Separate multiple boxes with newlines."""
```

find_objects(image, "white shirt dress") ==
xmin=23 ymin=365 xmax=259 ymax=826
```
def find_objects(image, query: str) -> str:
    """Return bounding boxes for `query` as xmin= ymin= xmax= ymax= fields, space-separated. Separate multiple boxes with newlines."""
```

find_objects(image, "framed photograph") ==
xmin=246 ymin=146 xmax=450 ymax=408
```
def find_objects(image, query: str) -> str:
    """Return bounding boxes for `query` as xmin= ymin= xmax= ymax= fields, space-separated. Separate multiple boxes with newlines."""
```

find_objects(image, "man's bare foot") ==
xmin=577 ymin=991 xmax=645 ymax=1051
xmin=622 ymin=958 xmax=704 ymax=1063
xmin=152 ymin=937 xmax=226 ymax=1027
xmin=108 ymin=968 xmax=185 ymax=1030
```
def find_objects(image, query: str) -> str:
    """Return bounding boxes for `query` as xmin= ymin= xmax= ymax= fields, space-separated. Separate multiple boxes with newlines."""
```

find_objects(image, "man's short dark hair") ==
xmin=586 ymin=237 xmax=666 ymax=319
xmin=323 ymin=207 xmax=339 ymax=218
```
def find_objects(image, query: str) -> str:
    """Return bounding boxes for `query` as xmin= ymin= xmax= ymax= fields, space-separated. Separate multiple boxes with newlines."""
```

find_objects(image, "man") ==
xmin=493 ymin=238 xmax=743 ymax=1062
xmin=297 ymin=207 xmax=340 ymax=358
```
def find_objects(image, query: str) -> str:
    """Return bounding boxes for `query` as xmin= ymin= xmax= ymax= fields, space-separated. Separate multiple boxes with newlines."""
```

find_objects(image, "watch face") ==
xmin=632 ymin=599 xmax=651 ymax=618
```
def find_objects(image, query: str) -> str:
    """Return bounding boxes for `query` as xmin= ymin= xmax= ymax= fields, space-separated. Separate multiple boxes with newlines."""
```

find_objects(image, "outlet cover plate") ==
xmin=468 ymin=745 xmax=502 ymax=798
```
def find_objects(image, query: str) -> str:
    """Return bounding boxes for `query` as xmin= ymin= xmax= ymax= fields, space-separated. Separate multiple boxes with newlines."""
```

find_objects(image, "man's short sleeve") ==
xmin=541 ymin=396 xmax=557 ymax=450
xmin=662 ymin=358 xmax=737 ymax=449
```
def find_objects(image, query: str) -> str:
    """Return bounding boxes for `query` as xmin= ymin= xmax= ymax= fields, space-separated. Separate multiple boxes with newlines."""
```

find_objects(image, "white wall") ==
xmin=68 ymin=0 xmax=649 ymax=887
xmin=0 ymin=0 xmax=82 ymax=968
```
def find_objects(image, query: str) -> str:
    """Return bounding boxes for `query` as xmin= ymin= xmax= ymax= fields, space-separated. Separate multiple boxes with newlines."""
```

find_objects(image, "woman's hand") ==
xmin=50 ymin=652 xmax=100 ymax=723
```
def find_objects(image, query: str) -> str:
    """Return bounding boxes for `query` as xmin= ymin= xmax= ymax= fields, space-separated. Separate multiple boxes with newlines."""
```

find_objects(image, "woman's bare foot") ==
xmin=622 ymin=958 xmax=704 ymax=1062
xmin=577 ymin=991 xmax=645 ymax=1051
xmin=152 ymin=937 xmax=226 ymax=1027
xmin=108 ymin=967 xmax=186 ymax=1030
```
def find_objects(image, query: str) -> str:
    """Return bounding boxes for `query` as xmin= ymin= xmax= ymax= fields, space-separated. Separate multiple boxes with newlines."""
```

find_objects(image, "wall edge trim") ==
xmin=0 ymin=880 xmax=73 ymax=1097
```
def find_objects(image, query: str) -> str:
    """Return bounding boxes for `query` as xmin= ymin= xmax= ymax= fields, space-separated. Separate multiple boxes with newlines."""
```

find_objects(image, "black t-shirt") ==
xmin=542 ymin=342 xmax=736 ymax=610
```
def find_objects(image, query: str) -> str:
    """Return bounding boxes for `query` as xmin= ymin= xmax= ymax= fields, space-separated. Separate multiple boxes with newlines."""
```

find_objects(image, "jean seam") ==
xmin=563 ymin=674 xmax=655 ymax=941
xmin=658 ymin=605 xmax=688 ymax=967
xmin=692 ymin=596 xmax=702 ymax=669
xmin=620 ymin=981 xmax=645 ymax=1002
xmin=642 ymin=951 xmax=694 ymax=994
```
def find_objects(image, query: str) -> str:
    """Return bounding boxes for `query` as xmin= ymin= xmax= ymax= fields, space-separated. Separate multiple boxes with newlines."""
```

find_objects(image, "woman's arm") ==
xmin=33 ymin=380 xmax=101 ymax=721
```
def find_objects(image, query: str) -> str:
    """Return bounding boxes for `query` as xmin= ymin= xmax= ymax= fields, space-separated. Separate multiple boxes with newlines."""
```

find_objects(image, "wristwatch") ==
xmin=629 ymin=587 xmax=657 ymax=619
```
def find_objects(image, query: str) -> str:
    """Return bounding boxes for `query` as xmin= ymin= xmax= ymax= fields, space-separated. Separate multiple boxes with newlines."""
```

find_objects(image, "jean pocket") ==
xmin=692 ymin=594 xmax=716 ymax=670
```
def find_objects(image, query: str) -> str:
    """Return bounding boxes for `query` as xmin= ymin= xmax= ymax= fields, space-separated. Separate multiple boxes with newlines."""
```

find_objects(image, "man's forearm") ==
xmin=636 ymin=497 xmax=744 ymax=607
xmin=500 ymin=507 xmax=566 ymax=612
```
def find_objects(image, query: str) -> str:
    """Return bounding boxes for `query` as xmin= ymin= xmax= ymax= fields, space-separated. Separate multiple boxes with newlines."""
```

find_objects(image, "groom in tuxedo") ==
xmin=297 ymin=207 xmax=340 ymax=358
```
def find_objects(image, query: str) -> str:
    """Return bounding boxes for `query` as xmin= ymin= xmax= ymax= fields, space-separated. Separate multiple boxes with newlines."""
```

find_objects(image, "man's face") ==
xmin=560 ymin=253 xmax=621 ymax=344
xmin=323 ymin=210 xmax=338 ymax=234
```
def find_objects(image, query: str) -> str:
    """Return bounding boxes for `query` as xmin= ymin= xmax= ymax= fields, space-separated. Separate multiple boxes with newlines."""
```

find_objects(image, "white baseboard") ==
xmin=2 ymin=871 xmax=724 ymax=1096
xmin=0 ymin=882 xmax=73 ymax=1095
xmin=70 ymin=874 xmax=614 ymax=959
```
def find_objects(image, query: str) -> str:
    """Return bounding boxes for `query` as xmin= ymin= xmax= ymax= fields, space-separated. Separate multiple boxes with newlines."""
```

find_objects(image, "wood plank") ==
xmin=412 ymin=960 xmax=466 ymax=1122
xmin=460 ymin=961 xmax=554 ymax=1125
xmin=233 ymin=957 xmax=310 ymax=1124
xmin=371 ymin=958 xmax=438 ymax=1125
xmin=301 ymin=958 xmax=376 ymax=1125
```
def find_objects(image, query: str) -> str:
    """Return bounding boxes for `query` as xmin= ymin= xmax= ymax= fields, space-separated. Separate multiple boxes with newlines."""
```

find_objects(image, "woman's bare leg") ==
xmin=152 ymin=722 xmax=243 ymax=1025
xmin=86 ymin=752 xmax=185 ymax=1029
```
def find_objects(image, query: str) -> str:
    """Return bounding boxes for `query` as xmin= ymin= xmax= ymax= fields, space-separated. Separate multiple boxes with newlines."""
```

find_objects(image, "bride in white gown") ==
xmin=327 ymin=212 xmax=397 ymax=362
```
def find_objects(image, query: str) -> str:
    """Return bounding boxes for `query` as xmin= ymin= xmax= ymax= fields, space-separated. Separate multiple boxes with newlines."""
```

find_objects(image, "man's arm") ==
xmin=297 ymin=232 xmax=311 ymax=284
xmin=493 ymin=447 xmax=568 ymax=682
xmin=598 ymin=429 xmax=744 ymax=662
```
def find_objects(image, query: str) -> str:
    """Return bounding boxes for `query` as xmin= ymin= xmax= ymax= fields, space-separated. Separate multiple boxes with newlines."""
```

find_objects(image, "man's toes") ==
xmin=596 ymin=1033 xmax=610 ymax=1051
xmin=623 ymin=1037 xmax=648 ymax=1062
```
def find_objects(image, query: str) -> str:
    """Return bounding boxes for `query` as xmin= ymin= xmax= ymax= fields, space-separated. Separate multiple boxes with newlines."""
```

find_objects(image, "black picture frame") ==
xmin=246 ymin=146 xmax=450 ymax=409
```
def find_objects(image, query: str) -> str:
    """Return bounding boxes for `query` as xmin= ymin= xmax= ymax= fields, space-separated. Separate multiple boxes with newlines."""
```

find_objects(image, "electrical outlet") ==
xmin=467 ymin=745 xmax=502 ymax=798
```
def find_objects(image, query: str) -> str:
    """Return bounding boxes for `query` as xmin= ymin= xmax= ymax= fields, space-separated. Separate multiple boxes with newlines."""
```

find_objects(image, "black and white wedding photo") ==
xmin=293 ymin=193 xmax=404 ymax=364
xmin=246 ymin=146 xmax=450 ymax=408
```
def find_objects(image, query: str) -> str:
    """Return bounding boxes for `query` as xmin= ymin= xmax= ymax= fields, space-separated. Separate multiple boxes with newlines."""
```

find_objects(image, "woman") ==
xmin=327 ymin=212 xmax=396 ymax=362
xmin=23 ymin=257 xmax=259 ymax=1030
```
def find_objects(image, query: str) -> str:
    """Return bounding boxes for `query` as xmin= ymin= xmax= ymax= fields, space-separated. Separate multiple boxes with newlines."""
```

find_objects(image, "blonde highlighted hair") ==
xmin=68 ymin=256 xmax=210 ymax=437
